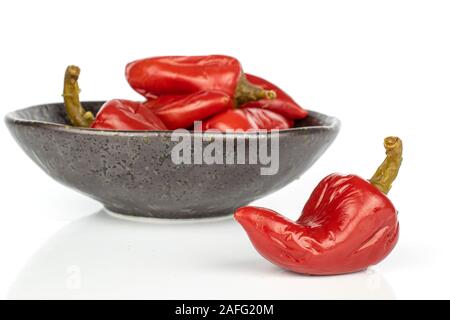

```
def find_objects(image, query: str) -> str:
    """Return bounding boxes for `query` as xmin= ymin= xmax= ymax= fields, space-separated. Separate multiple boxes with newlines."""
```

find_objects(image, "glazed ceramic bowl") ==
xmin=5 ymin=101 xmax=340 ymax=219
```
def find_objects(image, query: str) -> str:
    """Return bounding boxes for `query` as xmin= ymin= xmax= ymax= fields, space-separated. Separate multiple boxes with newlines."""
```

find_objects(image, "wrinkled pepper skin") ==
xmin=91 ymin=99 xmax=167 ymax=131
xmin=242 ymin=74 xmax=308 ymax=120
xmin=235 ymin=136 xmax=403 ymax=275
xmin=144 ymin=91 xmax=232 ymax=130
xmin=235 ymin=174 xmax=399 ymax=275
xmin=126 ymin=55 xmax=242 ymax=99
xmin=201 ymin=107 xmax=293 ymax=132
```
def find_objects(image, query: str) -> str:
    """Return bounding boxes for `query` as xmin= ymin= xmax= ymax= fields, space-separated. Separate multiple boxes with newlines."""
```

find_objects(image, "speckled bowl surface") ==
xmin=5 ymin=101 xmax=340 ymax=219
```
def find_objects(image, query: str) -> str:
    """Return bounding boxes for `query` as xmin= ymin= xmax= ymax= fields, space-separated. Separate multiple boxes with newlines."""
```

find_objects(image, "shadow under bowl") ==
xmin=5 ymin=101 xmax=340 ymax=219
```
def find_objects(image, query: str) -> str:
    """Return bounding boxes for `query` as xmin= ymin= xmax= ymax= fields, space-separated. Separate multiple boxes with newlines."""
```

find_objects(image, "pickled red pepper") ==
xmin=235 ymin=137 xmax=403 ymax=275
xmin=91 ymin=99 xmax=167 ymax=131
xmin=144 ymin=91 xmax=232 ymax=130
xmin=125 ymin=55 xmax=277 ymax=106
xmin=63 ymin=65 xmax=167 ymax=131
xmin=242 ymin=74 xmax=308 ymax=119
xmin=200 ymin=108 xmax=293 ymax=131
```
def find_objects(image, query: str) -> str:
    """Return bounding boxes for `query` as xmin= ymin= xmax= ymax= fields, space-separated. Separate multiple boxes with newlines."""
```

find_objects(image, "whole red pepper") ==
xmin=235 ymin=137 xmax=402 ymax=275
xmin=125 ymin=55 xmax=276 ymax=105
xmin=91 ymin=99 xmax=167 ymax=131
xmin=63 ymin=66 xmax=167 ymax=131
xmin=144 ymin=91 xmax=232 ymax=130
xmin=241 ymin=74 xmax=308 ymax=120
xmin=200 ymin=107 xmax=293 ymax=132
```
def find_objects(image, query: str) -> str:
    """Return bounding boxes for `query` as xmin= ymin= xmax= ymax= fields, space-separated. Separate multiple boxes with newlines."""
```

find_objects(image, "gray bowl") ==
xmin=5 ymin=101 xmax=340 ymax=219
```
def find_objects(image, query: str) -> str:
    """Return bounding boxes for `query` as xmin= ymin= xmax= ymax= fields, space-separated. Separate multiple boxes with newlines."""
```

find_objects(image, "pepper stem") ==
xmin=234 ymin=74 xmax=277 ymax=106
xmin=62 ymin=65 xmax=94 ymax=127
xmin=369 ymin=136 xmax=403 ymax=194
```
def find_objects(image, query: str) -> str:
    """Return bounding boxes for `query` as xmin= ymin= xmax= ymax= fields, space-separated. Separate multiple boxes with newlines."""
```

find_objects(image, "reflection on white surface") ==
xmin=8 ymin=210 xmax=395 ymax=299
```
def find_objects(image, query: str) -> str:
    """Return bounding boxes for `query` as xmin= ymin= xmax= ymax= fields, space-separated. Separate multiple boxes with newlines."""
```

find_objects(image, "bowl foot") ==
xmin=104 ymin=207 xmax=235 ymax=223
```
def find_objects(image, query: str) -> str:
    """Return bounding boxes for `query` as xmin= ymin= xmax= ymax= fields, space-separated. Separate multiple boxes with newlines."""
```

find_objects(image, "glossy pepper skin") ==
xmin=242 ymin=74 xmax=308 ymax=120
xmin=144 ymin=91 xmax=232 ymax=130
xmin=125 ymin=55 xmax=276 ymax=105
xmin=91 ymin=99 xmax=167 ymax=131
xmin=201 ymin=107 xmax=293 ymax=132
xmin=235 ymin=137 xmax=402 ymax=275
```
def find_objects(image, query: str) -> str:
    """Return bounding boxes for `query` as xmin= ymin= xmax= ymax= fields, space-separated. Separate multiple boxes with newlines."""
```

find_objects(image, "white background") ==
xmin=1 ymin=0 xmax=449 ymax=299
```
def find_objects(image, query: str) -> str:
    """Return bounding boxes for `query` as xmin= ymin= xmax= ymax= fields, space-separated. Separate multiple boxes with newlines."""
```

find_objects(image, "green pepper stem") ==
xmin=234 ymin=74 xmax=277 ymax=106
xmin=369 ymin=136 xmax=403 ymax=194
xmin=62 ymin=65 xmax=94 ymax=127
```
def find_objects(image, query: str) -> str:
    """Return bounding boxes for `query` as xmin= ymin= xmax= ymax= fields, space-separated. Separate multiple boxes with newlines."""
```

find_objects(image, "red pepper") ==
xmin=125 ymin=55 xmax=276 ymax=105
xmin=91 ymin=99 xmax=167 ymax=131
xmin=144 ymin=91 xmax=232 ymax=130
xmin=241 ymin=74 xmax=308 ymax=119
xmin=200 ymin=107 xmax=294 ymax=132
xmin=62 ymin=66 xmax=167 ymax=131
xmin=235 ymin=137 xmax=402 ymax=275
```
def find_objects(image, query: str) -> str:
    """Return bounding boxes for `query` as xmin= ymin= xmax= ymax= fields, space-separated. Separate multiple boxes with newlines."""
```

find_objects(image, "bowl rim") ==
xmin=4 ymin=101 xmax=340 ymax=137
